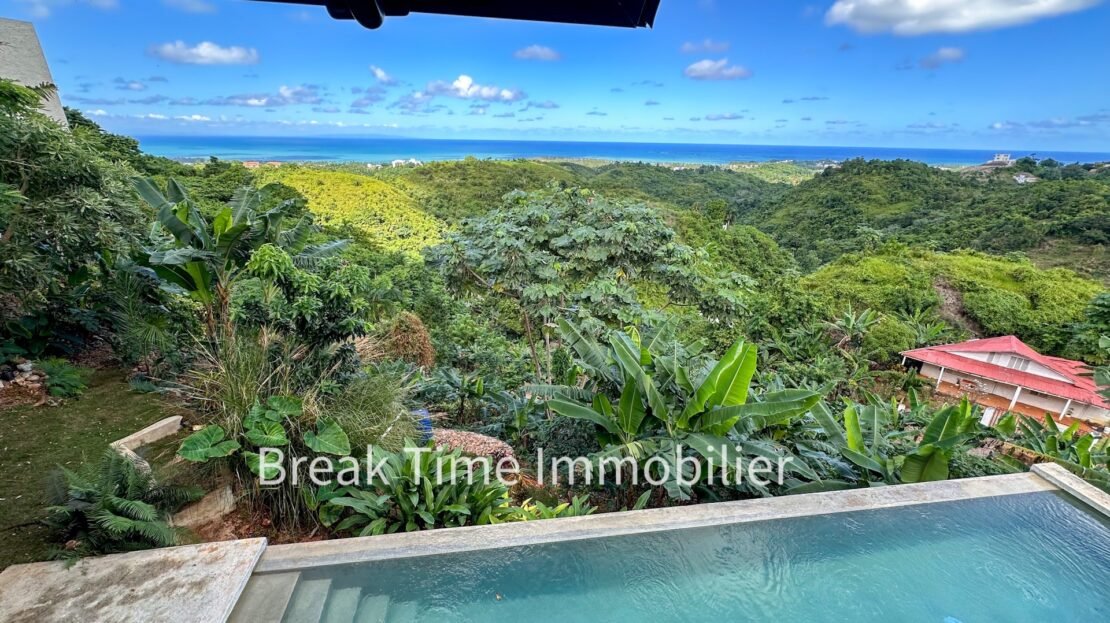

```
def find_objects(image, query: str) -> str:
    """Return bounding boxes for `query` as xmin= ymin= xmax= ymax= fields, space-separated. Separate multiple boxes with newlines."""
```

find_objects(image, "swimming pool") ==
xmin=234 ymin=470 xmax=1110 ymax=622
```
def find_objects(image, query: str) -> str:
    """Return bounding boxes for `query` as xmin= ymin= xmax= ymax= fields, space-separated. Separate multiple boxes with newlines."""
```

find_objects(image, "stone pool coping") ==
xmin=0 ymin=538 xmax=266 ymax=623
xmin=255 ymin=471 xmax=1060 ymax=574
xmin=1031 ymin=462 xmax=1110 ymax=519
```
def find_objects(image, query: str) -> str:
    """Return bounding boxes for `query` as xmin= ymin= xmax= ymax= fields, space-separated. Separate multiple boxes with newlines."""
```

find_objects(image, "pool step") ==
xmin=282 ymin=577 xmax=332 ymax=622
xmin=229 ymin=571 xmax=301 ymax=623
xmin=385 ymin=601 xmax=417 ymax=623
xmin=354 ymin=593 xmax=392 ymax=622
xmin=322 ymin=586 xmax=364 ymax=623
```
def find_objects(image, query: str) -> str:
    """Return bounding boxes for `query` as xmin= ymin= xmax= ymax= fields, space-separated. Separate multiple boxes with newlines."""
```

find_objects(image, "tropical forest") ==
xmin=2 ymin=79 xmax=1109 ymax=569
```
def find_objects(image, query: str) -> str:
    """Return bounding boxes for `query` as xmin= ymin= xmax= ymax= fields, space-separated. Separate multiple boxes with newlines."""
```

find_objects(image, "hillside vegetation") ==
xmin=746 ymin=159 xmax=1110 ymax=277
xmin=803 ymin=247 xmax=1104 ymax=355
xmin=255 ymin=166 xmax=444 ymax=255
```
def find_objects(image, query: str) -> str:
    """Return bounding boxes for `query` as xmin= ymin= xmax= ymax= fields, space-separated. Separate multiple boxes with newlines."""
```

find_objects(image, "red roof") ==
xmin=902 ymin=336 xmax=1109 ymax=409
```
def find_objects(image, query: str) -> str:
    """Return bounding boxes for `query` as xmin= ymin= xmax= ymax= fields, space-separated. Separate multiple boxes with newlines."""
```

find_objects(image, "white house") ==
xmin=902 ymin=336 xmax=1110 ymax=433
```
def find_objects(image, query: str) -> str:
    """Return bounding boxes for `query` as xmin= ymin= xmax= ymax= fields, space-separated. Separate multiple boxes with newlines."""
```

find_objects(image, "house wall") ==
xmin=917 ymin=362 xmax=1109 ymax=430
xmin=0 ymin=18 xmax=67 ymax=127
xmin=948 ymin=350 xmax=1071 ymax=383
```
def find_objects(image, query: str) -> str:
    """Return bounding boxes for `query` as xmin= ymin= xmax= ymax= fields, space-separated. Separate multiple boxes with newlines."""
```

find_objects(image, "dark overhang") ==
xmin=251 ymin=0 xmax=661 ymax=30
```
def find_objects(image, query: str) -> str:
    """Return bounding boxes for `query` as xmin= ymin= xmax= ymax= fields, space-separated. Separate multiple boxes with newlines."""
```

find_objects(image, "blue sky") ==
xmin=4 ymin=0 xmax=1109 ymax=150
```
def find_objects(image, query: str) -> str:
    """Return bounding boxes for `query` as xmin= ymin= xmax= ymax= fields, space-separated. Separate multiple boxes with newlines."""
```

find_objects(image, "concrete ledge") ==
xmin=109 ymin=416 xmax=182 ymax=473
xmin=172 ymin=485 xmax=236 ymax=529
xmin=1031 ymin=462 xmax=1110 ymax=519
xmin=257 ymin=472 xmax=1052 ymax=573
xmin=0 ymin=538 xmax=267 ymax=623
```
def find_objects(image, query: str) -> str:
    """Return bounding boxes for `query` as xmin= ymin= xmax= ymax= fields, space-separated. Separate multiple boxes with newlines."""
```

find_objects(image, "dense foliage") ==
xmin=3 ymin=83 xmax=1106 ymax=561
xmin=803 ymin=246 xmax=1104 ymax=356
xmin=256 ymin=166 xmax=443 ymax=255
xmin=745 ymin=159 xmax=1110 ymax=276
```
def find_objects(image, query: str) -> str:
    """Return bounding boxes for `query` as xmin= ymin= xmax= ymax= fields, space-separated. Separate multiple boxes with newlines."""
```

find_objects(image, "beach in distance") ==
xmin=135 ymin=135 xmax=1110 ymax=167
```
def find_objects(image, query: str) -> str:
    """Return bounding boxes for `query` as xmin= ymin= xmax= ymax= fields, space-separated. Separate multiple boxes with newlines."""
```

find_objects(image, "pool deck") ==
xmin=0 ymin=538 xmax=266 ymax=623
xmin=2 ymin=467 xmax=1107 ymax=621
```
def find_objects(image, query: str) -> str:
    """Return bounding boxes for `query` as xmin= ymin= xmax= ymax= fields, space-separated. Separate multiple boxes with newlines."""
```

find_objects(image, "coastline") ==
xmin=135 ymin=136 xmax=1110 ymax=168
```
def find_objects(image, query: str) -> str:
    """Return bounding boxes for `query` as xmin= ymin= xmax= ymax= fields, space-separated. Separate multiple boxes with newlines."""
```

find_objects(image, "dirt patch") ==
xmin=933 ymin=278 xmax=982 ymax=336
xmin=73 ymin=340 xmax=118 ymax=370
xmin=0 ymin=384 xmax=46 ymax=409
xmin=192 ymin=506 xmax=327 ymax=546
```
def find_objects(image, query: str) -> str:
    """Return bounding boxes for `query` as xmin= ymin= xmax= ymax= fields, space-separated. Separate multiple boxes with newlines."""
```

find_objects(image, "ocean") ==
xmin=134 ymin=135 xmax=1110 ymax=167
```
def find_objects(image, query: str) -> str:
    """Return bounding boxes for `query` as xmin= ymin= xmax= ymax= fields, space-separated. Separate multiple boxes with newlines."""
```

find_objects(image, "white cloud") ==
xmin=521 ymin=100 xmax=560 ymax=111
xmin=705 ymin=112 xmax=744 ymax=121
xmin=826 ymin=0 xmax=1102 ymax=35
xmin=114 ymin=78 xmax=147 ymax=91
xmin=138 ymin=113 xmax=168 ymax=120
xmin=370 ymin=66 xmax=397 ymax=85
xmin=426 ymin=75 xmax=524 ymax=102
xmin=162 ymin=0 xmax=216 ymax=13
xmin=17 ymin=0 xmax=117 ymax=19
xmin=175 ymin=114 xmax=211 ymax=122
xmin=514 ymin=45 xmax=562 ymax=61
xmin=920 ymin=46 xmax=965 ymax=69
xmin=88 ymin=109 xmax=108 ymax=116
xmin=684 ymin=58 xmax=752 ymax=80
xmin=150 ymin=41 xmax=260 ymax=65
xmin=201 ymin=85 xmax=323 ymax=107
xmin=680 ymin=38 xmax=730 ymax=54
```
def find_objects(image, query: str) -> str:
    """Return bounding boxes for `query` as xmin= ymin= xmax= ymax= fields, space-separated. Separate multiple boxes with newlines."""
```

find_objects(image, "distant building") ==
xmin=902 ymin=336 xmax=1110 ymax=433
xmin=265 ymin=161 xmax=282 ymax=168
xmin=988 ymin=153 xmax=1014 ymax=166
xmin=0 ymin=18 xmax=67 ymax=127
xmin=243 ymin=161 xmax=261 ymax=169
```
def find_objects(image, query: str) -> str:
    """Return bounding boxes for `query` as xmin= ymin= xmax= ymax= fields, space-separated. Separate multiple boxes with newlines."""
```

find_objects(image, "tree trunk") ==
xmin=522 ymin=312 xmax=543 ymax=380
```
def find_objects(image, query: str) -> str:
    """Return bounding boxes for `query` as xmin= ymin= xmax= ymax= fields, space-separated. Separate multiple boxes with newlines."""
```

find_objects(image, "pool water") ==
xmin=278 ymin=491 xmax=1110 ymax=622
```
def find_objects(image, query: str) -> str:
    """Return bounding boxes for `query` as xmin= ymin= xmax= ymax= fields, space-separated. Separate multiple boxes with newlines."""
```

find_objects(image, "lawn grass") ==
xmin=0 ymin=369 xmax=180 ymax=570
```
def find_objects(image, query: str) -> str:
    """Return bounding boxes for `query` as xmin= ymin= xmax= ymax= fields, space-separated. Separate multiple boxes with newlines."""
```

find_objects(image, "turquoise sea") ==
xmin=135 ymin=136 xmax=1110 ymax=166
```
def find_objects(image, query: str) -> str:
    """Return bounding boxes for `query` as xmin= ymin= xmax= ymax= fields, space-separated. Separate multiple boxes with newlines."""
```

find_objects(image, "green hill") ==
xmin=747 ymin=159 xmax=1110 ymax=278
xmin=803 ymin=246 xmax=1105 ymax=354
xmin=256 ymin=167 xmax=445 ymax=255
xmin=368 ymin=158 xmax=578 ymax=222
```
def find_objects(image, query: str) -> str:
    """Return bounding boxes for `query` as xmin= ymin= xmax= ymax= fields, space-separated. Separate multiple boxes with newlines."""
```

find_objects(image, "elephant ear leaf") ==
xmin=266 ymin=396 xmax=304 ymax=418
xmin=304 ymin=418 xmax=351 ymax=456
xmin=179 ymin=425 xmax=240 ymax=462
xmin=244 ymin=420 xmax=289 ymax=447
xmin=243 ymin=451 xmax=283 ymax=481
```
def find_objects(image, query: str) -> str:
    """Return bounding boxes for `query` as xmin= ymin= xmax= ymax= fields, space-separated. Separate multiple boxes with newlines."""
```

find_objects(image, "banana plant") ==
xmin=547 ymin=319 xmax=822 ymax=497
xmin=809 ymin=396 xmax=982 ymax=486
xmin=1005 ymin=414 xmax=1109 ymax=470
xmin=900 ymin=398 xmax=980 ymax=483
xmin=131 ymin=179 xmax=346 ymax=341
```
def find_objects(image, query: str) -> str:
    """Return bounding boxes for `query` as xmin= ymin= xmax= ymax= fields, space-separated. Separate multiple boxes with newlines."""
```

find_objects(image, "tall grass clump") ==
xmin=324 ymin=371 xmax=418 ymax=452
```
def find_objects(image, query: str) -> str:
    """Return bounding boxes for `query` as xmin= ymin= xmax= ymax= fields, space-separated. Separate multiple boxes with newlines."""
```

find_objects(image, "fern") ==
xmin=44 ymin=451 xmax=201 ymax=560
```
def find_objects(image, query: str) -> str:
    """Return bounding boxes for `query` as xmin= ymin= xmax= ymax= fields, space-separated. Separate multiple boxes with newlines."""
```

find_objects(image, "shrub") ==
xmin=39 ymin=358 xmax=88 ymax=398
xmin=862 ymin=317 xmax=916 ymax=365
xmin=315 ymin=444 xmax=516 ymax=535
xmin=44 ymin=451 xmax=201 ymax=559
